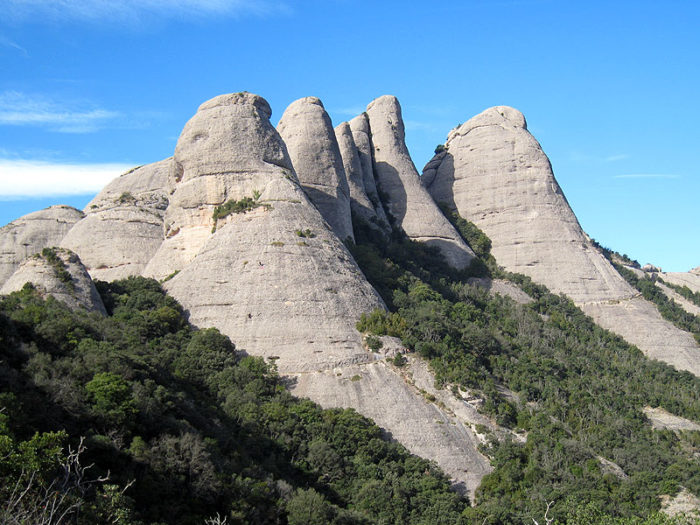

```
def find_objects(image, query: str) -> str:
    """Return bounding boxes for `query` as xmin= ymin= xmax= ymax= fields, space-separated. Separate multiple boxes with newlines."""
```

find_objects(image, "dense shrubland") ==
xmin=0 ymin=278 xmax=467 ymax=524
xmin=350 ymin=215 xmax=700 ymax=524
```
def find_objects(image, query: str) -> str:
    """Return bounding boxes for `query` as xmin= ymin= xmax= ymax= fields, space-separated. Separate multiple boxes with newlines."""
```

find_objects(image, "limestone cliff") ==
xmin=61 ymin=159 xmax=171 ymax=281
xmin=423 ymin=106 xmax=700 ymax=375
xmin=0 ymin=205 xmax=84 ymax=287
xmin=0 ymin=247 xmax=106 ymax=314
xmin=277 ymin=97 xmax=354 ymax=242
xmin=364 ymin=96 xmax=475 ymax=269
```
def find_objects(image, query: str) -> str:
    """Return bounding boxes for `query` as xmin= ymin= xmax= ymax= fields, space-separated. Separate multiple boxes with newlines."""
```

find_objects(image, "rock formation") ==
xmin=143 ymin=92 xmax=293 ymax=280
xmin=364 ymin=95 xmax=475 ymax=269
xmin=349 ymin=113 xmax=391 ymax=228
xmin=61 ymin=159 xmax=171 ymax=281
xmin=0 ymin=205 xmax=84 ymax=287
xmin=661 ymin=270 xmax=700 ymax=295
xmin=423 ymin=105 xmax=700 ymax=375
xmin=155 ymin=92 xmax=489 ymax=497
xmin=334 ymin=121 xmax=389 ymax=235
xmin=0 ymin=247 xmax=106 ymax=314
xmin=277 ymin=97 xmax=354 ymax=242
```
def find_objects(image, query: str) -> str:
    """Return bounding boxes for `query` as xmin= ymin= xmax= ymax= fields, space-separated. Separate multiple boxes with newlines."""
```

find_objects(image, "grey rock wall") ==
xmin=0 ymin=205 xmax=84 ymax=287
xmin=1 ymin=247 xmax=106 ymax=315
xmin=61 ymin=159 xmax=171 ymax=281
xmin=334 ymin=121 xmax=390 ymax=235
xmin=423 ymin=105 xmax=700 ymax=375
xmin=364 ymin=96 xmax=475 ymax=269
xmin=277 ymin=97 xmax=354 ymax=242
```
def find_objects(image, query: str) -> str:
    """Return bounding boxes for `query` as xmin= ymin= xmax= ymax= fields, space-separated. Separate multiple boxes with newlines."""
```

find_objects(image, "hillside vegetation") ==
xmin=350 ymin=215 xmax=700 ymax=524
xmin=0 ymin=279 xmax=466 ymax=524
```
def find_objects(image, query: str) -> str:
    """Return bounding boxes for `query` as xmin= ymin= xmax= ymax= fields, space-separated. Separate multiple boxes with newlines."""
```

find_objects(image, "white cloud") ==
xmin=0 ymin=159 xmax=134 ymax=199
xmin=613 ymin=174 xmax=680 ymax=180
xmin=0 ymin=91 xmax=120 ymax=133
xmin=1 ymin=0 xmax=290 ymax=23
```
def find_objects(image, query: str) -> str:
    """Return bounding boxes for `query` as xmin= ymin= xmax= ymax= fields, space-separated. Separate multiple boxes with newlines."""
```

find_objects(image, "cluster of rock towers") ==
xmin=2 ymin=91 xmax=699 ymax=496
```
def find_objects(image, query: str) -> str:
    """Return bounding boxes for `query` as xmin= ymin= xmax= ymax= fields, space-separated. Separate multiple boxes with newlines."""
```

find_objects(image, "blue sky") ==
xmin=0 ymin=0 xmax=698 ymax=271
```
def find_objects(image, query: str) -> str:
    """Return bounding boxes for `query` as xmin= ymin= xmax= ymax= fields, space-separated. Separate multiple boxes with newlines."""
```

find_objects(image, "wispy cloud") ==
xmin=0 ymin=159 xmax=134 ymax=199
xmin=613 ymin=174 xmax=681 ymax=180
xmin=0 ymin=91 xmax=120 ymax=133
xmin=605 ymin=154 xmax=628 ymax=162
xmin=2 ymin=0 xmax=290 ymax=23
xmin=0 ymin=34 xmax=28 ymax=56
xmin=333 ymin=105 xmax=366 ymax=117
xmin=570 ymin=151 xmax=630 ymax=164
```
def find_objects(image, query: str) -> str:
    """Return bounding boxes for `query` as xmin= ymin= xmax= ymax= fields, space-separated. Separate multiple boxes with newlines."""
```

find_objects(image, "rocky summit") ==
xmin=422 ymin=105 xmax=700 ymax=376
xmin=1 ymin=91 xmax=699 ymax=505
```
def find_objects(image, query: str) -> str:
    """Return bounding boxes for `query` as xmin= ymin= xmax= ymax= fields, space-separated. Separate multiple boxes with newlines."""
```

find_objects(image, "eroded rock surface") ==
xmin=290 ymin=360 xmax=492 ymax=499
xmin=365 ymin=96 xmax=475 ymax=269
xmin=349 ymin=113 xmax=391 ymax=228
xmin=0 ymin=205 xmax=84 ymax=286
xmin=661 ymin=270 xmax=700 ymax=295
xmin=61 ymin=159 xmax=171 ymax=281
xmin=0 ymin=247 xmax=106 ymax=314
xmin=424 ymin=105 xmax=700 ymax=375
xmin=144 ymin=92 xmax=293 ymax=280
xmin=334 ymin=121 xmax=389 ymax=235
xmin=277 ymin=97 xmax=354 ymax=242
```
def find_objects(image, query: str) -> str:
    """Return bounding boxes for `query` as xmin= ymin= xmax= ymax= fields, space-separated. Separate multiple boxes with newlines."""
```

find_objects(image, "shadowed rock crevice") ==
xmin=362 ymin=95 xmax=475 ymax=269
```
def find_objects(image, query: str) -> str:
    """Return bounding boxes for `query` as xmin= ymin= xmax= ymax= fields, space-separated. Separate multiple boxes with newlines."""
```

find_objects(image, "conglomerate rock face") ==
xmin=349 ymin=113 xmax=391 ymax=228
xmin=364 ymin=95 xmax=475 ymax=269
xmin=144 ymin=92 xmax=294 ymax=280
xmin=0 ymin=205 xmax=85 ymax=287
xmin=277 ymin=97 xmax=354 ymax=242
xmin=334 ymin=121 xmax=389 ymax=235
xmin=423 ymin=105 xmax=700 ymax=376
xmin=156 ymin=92 xmax=489 ymax=497
xmin=0 ymin=247 xmax=106 ymax=315
xmin=60 ymin=159 xmax=171 ymax=281
xmin=661 ymin=270 xmax=700 ymax=295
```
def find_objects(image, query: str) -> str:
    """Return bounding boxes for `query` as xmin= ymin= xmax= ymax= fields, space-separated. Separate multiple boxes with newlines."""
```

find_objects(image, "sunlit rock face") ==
xmin=0 ymin=205 xmax=84 ymax=287
xmin=277 ymin=97 xmax=354 ymax=242
xmin=61 ymin=159 xmax=171 ymax=282
xmin=423 ymin=105 xmax=700 ymax=376
xmin=1 ymin=247 xmax=106 ymax=315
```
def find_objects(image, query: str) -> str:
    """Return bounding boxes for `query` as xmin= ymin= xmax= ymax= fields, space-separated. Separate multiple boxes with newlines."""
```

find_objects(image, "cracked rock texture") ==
xmin=423 ymin=105 xmax=700 ymax=375
xmin=277 ymin=97 xmax=354 ymax=242
xmin=0 ymin=247 xmax=106 ymax=315
xmin=364 ymin=96 xmax=475 ymax=269
xmin=61 ymin=159 xmax=171 ymax=281
xmin=0 ymin=205 xmax=84 ymax=287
